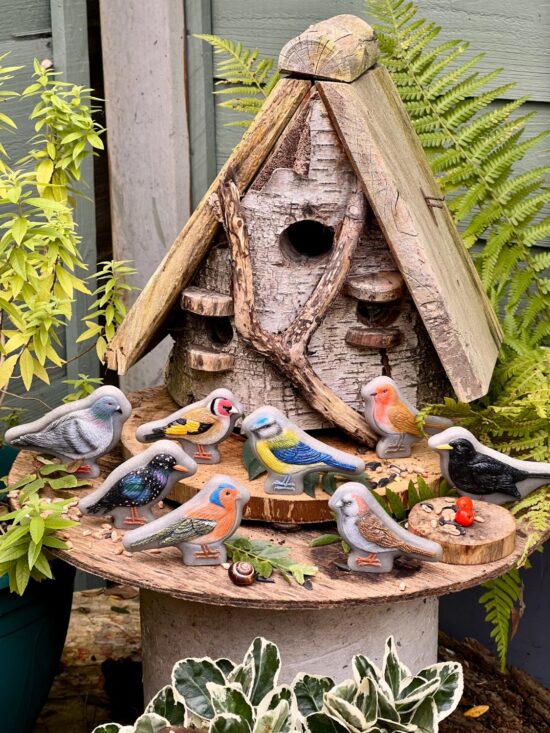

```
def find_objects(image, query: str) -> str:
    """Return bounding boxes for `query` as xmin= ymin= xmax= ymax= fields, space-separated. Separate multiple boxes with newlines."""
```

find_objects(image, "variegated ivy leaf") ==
xmin=395 ymin=676 xmax=441 ymax=710
xmin=354 ymin=676 xmax=378 ymax=727
xmin=92 ymin=725 xmax=123 ymax=733
xmin=352 ymin=654 xmax=383 ymax=687
xmin=216 ymin=657 xmax=237 ymax=677
xmin=233 ymin=637 xmax=281 ymax=707
xmin=376 ymin=719 xmax=416 ymax=732
xmin=292 ymin=673 xmax=334 ymax=718
xmin=253 ymin=699 xmax=291 ymax=733
xmin=210 ymin=712 xmax=252 ymax=733
xmin=207 ymin=681 xmax=254 ymax=726
xmin=172 ymin=656 xmax=225 ymax=720
xmin=304 ymin=712 xmax=348 ymax=733
xmin=145 ymin=684 xmax=185 ymax=725
xmin=132 ymin=712 xmax=171 ymax=733
xmin=323 ymin=692 xmax=367 ymax=733
xmin=255 ymin=684 xmax=295 ymax=721
xmin=383 ymin=637 xmax=412 ymax=697
xmin=328 ymin=679 xmax=357 ymax=703
xmin=408 ymin=697 xmax=438 ymax=733
xmin=414 ymin=662 xmax=464 ymax=721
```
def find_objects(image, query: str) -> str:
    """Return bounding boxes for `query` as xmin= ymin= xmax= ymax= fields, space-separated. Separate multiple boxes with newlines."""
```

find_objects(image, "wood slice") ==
xmin=122 ymin=386 xmax=443 ymax=524
xmin=8 ymin=449 xmax=536 ymax=611
xmin=408 ymin=497 xmax=516 ymax=565
xmin=345 ymin=326 xmax=403 ymax=349
xmin=344 ymin=271 xmax=405 ymax=302
xmin=181 ymin=287 xmax=234 ymax=316
xmin=184 ymin=345 xmax=235 ymax=372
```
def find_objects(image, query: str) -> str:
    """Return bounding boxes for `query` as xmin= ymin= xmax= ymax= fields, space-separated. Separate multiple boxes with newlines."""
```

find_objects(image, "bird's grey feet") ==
xmin=272 ymin=478 xmax=297 ymax=492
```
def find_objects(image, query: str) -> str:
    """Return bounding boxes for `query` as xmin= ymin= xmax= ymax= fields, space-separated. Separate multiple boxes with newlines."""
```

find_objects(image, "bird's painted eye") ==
xmin=382 ymin=389 xmax=388 ymax=393
xmin=224 ymin=490 xmax=231 ymax=496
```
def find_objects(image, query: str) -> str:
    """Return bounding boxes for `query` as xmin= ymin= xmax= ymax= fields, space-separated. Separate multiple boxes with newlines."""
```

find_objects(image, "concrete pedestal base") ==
xmin=139 ymin=589 xmax=439 ymax=701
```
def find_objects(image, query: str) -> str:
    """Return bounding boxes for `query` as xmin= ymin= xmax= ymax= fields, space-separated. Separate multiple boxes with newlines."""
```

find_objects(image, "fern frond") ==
xmin=480 ymin=569 xmax=523 ymax=671
xmin=195 ymin=34 xmax=280 ymax=128
xmin=367 ymin=0 xmax=550 ymax=349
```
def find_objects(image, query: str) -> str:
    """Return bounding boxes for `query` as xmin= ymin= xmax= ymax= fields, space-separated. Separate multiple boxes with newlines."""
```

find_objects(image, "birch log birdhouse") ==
xmin=106 ymin=14 xmax=502 ymax=447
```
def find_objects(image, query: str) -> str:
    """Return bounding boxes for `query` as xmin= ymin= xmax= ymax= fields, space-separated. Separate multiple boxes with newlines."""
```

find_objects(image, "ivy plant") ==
xmin=93 ymin=635 xmax=463 ymax=733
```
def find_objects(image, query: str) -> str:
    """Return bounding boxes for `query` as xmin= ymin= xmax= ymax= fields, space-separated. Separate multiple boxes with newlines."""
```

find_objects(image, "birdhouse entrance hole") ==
xmin=207 ymin=317 xmax=234 ymax=347
xmin=279 ymin=220 xmax=334 ymax=262
xmin=357 ymin=300 xmax=402 ymax=328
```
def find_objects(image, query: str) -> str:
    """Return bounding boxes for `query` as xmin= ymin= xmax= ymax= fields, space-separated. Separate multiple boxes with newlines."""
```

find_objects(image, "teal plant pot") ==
xmin=0 ymin=561 xmax=75 ymax=733
xmin=0 ymin=444 xmax=75 ymax=733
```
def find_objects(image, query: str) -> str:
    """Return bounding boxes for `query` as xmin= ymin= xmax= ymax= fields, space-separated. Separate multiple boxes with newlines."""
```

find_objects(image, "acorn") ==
xmin=228 ymin=561 xmax=255 ymax=586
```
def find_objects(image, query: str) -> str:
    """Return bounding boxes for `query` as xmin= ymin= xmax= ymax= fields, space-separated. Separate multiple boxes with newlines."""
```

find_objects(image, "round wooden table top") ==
xmin=8 ymin=448 xmax=534 ymax=611
xmin=121 ymin=386 xmax=443 ymax=524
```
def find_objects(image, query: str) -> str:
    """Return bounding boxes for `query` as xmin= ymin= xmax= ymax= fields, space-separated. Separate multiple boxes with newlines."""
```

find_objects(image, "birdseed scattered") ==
xmin=114 ymin=546 xmax=124 ymax=555
xmin=82 ymin=529 xmax=92 ymax=537
xmin=399 ymin=582 xmax=406 ymax=591
xmin=101 ymin=523 xmax=112 ymax=530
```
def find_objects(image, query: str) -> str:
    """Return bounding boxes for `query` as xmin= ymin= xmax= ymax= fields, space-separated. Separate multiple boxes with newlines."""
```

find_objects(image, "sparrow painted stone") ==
xmin=429 ymin=427 xmax=550 ymax=505
xmin=361 ymin=376 xmax=452 ymax=458
xmin=241 ymin=406 xmax=365 ymax=495
xmin=79 ymin=441 xmax=196 ymax=528
xmin=136 ymin=388 xmax=243 ymax=464
xmin=329 ymin=483 xmax=443 ymax=573
xmin=5 ymin=386 xmax=132 ymax=477
xmin=122 ymin=474 xmax=250 ymax=566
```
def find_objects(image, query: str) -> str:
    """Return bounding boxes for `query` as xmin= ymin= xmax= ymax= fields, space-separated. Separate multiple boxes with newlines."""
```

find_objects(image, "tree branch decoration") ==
xmin=216 ymin=177 xmax=375 ymax=444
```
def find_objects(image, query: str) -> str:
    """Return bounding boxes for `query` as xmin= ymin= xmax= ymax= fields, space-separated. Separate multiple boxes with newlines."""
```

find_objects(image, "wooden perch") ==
xmin=344 ymin=271 xmax=405 ymax=302
xmin=181 ymin=287 xmax=234 ymax=317
xmin=279 ymin=14 xmax=379 ymax=82
xmin=345 ymin=327 xmax=403 ymax=349
xmin=218 ymin=177 xmax=377 ymax=445
xmin=184 ymin=345 xmax=234 ymax=373
xmin=105 ymin=77 xmax=311 ymax=374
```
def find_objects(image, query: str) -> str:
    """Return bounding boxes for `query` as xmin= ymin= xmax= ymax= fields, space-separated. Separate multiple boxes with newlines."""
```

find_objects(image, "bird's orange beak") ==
xmin=174 ymin=464 xmax=191 ymax=474
xmin=434 ymin=444 xmax=453 ymax=451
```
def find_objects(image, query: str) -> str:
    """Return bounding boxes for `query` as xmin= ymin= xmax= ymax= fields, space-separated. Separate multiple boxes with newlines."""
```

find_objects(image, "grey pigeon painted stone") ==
xmin=123 ymin=474 xmax=250 ymax=565
xmin=429 ymin=426 xmax=550 ymax=505
xmin=79 ymin=441 xmax=196 ymax=528
xmin=136 ymin=388 xmax=243 ymax=464
xmin=329 ymin=483 xmax=442 ymax=573
xmin=241 ymin=406 xmax=365 ymax=495
xmin=361 ymin=376 xmax=452 ymax=458
xmin=4 ymin=386 xmax=132 ymax=478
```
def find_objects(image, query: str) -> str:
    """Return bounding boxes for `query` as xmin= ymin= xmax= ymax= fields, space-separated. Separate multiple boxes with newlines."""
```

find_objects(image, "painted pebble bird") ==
xmin=122 ymin=474 xmax=250 ymax=566
xmin=136 ymin=388 xmax=243 ymax=464
xmin=79 ymin=441 xmax=196 ymax=528
xmin=4 ymin=386 xmax=132 ymax=478
xmin=429 ymin=427 xmax=550 ymax=505
xmin=329 ymin=483 xmax=442 ymax=573
xmin=362 ymin=376 xmax=452 ymax=458
xmin=241 ymin=406 xmax=365 ymax=495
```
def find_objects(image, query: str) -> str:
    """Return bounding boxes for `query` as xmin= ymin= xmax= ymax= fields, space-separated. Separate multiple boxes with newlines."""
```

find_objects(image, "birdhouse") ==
xmin=107 ymin=15 xmax=502 ymax=447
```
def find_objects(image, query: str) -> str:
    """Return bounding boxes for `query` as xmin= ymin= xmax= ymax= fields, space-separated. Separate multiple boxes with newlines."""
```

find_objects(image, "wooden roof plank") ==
xmin=105 ymin=77 xmax=311 ymax=374
xmin=317 ymin=69 xmax=502 ymax=402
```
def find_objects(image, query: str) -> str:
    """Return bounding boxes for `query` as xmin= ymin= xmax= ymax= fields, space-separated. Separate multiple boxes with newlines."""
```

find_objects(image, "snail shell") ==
xmin=228 ymin=561 xmax=255 ymax=586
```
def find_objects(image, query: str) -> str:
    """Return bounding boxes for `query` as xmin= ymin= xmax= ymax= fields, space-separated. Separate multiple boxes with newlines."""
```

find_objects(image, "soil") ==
xmin=32 ymin=589 xmax=550 ymax=733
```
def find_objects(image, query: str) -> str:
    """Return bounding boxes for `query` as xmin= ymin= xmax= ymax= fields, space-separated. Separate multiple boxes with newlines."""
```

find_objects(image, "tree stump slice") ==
xmin=408 ymin=498 xmax=517 ymax=565
xmin=121 ymin=387 xmax=443 ymax=524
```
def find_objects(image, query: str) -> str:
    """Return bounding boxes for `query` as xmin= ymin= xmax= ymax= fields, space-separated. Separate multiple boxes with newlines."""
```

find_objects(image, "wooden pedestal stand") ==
xmin=121 ymin=387 xmax=443 ymax=524
xmin=8 ymin=448 xmax=532 ymax=701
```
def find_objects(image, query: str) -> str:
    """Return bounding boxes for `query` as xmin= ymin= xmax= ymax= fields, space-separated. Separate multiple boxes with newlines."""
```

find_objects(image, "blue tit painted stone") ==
xmin=79 ymin=441 xmax=197 ymax=529
xmin=4 ymin=386 xmax=132 ymax=478
xmin=329 ymin=483 xmax=442 ymax=573
xmin=241 ymin=406 xmax=365 ymax=496
xmin=135 ymin=388 xmax=243 ymax=465
xmin=429 ymin=426 xmax=550 ymax=505
xmin=123 ymin=474 xmax=250 ymax=566
xmin=361 ymin=376 xmax=452 ymax=459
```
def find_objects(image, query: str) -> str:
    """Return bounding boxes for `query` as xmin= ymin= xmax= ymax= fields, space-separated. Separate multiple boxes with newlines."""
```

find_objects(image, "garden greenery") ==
xmin=0 ymin=56 xmax=135 ymax=593
xmin=93 ymin=635 xmax=463 ymax=733
xmin=198 ymin=0 xmax=549 ymax=669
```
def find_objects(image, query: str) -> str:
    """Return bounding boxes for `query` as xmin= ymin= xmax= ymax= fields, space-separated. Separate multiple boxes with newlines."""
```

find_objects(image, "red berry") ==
xmin=455 ymin=496 xmax=474 ymax=512
xmin=455 ymin=509 xmax=475 ymax=527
